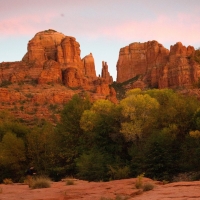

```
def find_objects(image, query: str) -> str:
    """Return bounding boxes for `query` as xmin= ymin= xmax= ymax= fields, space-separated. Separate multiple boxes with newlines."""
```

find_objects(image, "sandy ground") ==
xmin=0 ymin=178 xmax=200 ymax=200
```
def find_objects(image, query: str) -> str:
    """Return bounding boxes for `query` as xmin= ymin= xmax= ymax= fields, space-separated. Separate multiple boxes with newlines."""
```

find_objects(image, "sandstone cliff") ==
xmin=0 ymin=29 xmax=115 ymax=123
xmin=116 ymin=41 xmax=200 ymax=89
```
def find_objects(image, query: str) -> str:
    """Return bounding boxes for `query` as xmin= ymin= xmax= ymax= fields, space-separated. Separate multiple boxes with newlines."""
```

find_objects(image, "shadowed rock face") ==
xmin=116 ymin=41 xmax=200 ymax=89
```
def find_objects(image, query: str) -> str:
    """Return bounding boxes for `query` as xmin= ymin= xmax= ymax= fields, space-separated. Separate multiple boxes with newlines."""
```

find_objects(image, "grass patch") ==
xmin=3 ymin=178 xmax=13 ymax=184
xmin=29 ymin=176 xmax=51 ymax=189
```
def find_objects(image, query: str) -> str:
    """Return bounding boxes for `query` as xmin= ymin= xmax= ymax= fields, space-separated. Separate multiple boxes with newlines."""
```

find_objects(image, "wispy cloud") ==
xmin=98 ymin=13 xmax=200 ymax=47
xmin=0 ymin=13 xmax=58 ymax=36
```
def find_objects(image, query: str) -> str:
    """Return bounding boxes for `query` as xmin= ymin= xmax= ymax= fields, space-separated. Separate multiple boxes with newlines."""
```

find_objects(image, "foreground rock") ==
xmin=1 ymin=178 xmax=200 ymax=200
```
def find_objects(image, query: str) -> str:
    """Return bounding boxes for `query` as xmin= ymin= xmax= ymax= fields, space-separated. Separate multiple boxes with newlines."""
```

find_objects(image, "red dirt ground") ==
xmin=0 ymin=178 xmax=200 ymax=200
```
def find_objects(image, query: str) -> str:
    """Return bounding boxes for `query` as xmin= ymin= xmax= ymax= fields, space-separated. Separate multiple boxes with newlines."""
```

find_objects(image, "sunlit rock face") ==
xmin=0 ymin=29 xmax=116 ymax=123
xmin=116 ymin=40 xmax=200 ymax=89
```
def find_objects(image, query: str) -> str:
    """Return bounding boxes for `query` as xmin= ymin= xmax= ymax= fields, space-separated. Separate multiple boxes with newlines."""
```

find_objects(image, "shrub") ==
xmin=66 ymin=179 xmax=74 ymax=185
xmin=108 ymin=166 xmax=130 ymax=180
xmin=29 ymin=176 xmax=51 ymax=189
xmin=3 ymin=178 xmax=13 ymax=184
xmin=142 ymin=182 xmax=154 ymax=191
xmin=135 ymin=173 xmax=144 ymax=189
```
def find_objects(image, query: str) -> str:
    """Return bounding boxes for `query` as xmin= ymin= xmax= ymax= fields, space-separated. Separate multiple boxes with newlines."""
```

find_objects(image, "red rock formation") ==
xmin=82 ymin=53 xmax=96 ymax=78
xmin=63 ymin=67 xmax=85 ymax=88
xmin=61 ymin=36 xmax=82 ymax=64
xmin=116 ymin=41 xmax=169 ymax=85
xmin=108 ymin=87 xmax=118 ymax=103
xmin=159 ymin=42 xmax=199 ymax=89
xmin=0 ymin=29 xmax=117 ymax=123
xmin=23 ymin=29 xmax=65 ymax=63
xmin=101 ymin=61 xmax=113 ymax=84
xmin=38 ymin=60 xmax=62 ymax=84
xmin=116 ymin=40 xmax=200 ymax=89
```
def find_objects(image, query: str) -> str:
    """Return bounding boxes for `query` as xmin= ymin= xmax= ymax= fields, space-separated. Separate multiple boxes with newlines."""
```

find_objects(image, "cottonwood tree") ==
xmin=120 ymin=90 xmax=159 ymax=142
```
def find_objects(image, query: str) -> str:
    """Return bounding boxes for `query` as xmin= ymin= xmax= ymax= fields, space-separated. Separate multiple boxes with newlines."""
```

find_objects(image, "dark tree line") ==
xmin=1 ymin=89 xmax=200 ymax=182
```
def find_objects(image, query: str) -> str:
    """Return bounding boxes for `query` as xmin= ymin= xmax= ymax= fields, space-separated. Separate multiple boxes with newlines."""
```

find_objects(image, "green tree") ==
xmin=80 ymin=99 xmax=124 ymax=154
xmin=145 ymin=89 xmax=200 ymax=137
xmin=144 ymin=132 xmax=177 ymax=181
xmin=120 ymin=90 xmax=159 ymax=142
xmin=80 ymin=99 xmax=131 ymax=180
xmin=55 ymin=94 xmax=91 ymax=176
xmin=26 ymin=122 xmax=57 ymax=176
xmin=0 ymin=132 xmax=26 ymax=181
xmin=76 ymin=150 xmax=108 ymax=181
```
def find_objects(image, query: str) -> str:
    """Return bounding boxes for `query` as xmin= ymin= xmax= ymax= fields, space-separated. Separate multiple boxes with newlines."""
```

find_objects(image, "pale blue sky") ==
xmin=0 ymin=0 xmax=200 ymax=80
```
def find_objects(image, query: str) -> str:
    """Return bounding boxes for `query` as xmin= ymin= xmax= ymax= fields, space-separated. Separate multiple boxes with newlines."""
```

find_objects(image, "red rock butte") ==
xmin=0 ymin=29 xmax=200 ymax=123
xmin=116 ymin=40 xmax=200 ymax=89
xmin=0 ymin=29 xmax=117 ymax=123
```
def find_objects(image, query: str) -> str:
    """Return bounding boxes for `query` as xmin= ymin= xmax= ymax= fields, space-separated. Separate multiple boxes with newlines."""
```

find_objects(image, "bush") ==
xmin=29 ymin=176 xmax=51 ymax=189
xmin=135 ymin=173 xmax=144 ymax=189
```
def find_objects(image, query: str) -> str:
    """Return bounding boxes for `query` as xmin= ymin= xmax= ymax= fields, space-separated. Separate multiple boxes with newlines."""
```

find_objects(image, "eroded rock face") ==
xmin=23 ymin=29 xmax=82 ymax=67
xmin=63 ymin=67 xmax=85 ymax=88
xmin=23 ymin=29 xmax=65 ymax=63
xmin=116 ymin=41 xmax=200 ymax=89
xmin=159 ymin=42 xmax=199 ymax=89
xmin=61 ymin=36 xmax=82 ymax=65
xmin=116 ymin=41 xmax=169 ymax=85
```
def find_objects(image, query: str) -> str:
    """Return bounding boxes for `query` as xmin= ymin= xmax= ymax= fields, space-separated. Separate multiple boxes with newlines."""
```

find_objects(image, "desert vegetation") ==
xmin=1 ymin=89 xmax=200 ymax=183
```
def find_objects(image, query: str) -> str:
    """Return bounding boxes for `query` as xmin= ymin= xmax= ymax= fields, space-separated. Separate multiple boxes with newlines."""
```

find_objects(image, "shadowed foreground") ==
xmin=0 ymin=178 xmax=200 ymax=200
